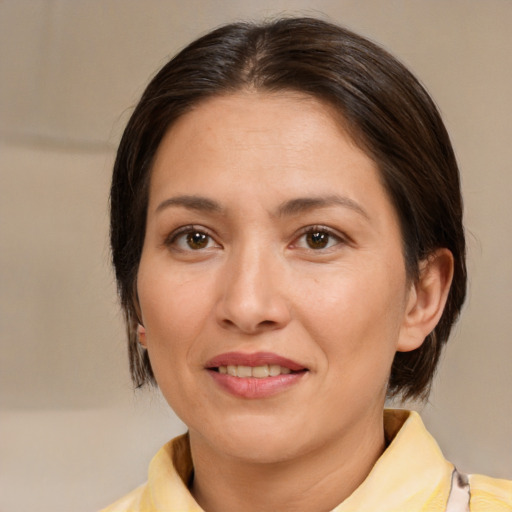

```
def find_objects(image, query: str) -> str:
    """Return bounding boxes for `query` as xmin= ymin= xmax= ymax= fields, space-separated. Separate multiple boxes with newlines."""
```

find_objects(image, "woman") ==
xmin=103 ymin=17 xmax=511 ymax=512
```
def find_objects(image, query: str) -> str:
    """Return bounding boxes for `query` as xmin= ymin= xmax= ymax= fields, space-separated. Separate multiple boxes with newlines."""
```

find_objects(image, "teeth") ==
xmin=252 ymin=365 xmax=269 ymax=378
xmin=237 ymin=365 xmax=252 ymax=378
xmin=218 ymin=364 xmax=294 ymax=378
xmin=269 ymin=364 xmax=281 ymax=376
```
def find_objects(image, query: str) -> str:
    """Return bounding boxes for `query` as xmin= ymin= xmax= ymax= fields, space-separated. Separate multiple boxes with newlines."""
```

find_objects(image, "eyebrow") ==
xmin=155 ymin=195 xmax=223 ymax=214
xmin=277 ymin=195 xmax=369 ymax=219
xmin=154 ymin=193 xmax=369 ymax=219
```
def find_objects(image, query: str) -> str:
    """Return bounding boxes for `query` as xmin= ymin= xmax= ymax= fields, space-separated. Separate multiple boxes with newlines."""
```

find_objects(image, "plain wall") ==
xmin=1 ymin=1 xmax=511 ymax=511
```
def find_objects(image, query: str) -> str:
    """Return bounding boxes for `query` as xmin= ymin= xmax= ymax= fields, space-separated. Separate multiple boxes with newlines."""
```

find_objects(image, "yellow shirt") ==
xmin=101 ymin=410 xmax=512 ymax=511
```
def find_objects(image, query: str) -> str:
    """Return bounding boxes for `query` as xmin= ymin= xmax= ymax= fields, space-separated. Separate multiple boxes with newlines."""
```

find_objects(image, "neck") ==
xmin=189 ymin=412 xmax=386 ymax=512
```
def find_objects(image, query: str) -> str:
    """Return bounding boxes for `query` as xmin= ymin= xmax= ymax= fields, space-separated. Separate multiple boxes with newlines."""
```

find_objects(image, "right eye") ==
xmin=166 ymin=226 xmax=220 ymax=252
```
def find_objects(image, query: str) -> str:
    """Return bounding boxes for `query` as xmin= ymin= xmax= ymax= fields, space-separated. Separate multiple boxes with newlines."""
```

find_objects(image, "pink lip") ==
xmin=205 ymin=352 xmax=306 ymax=371
xmin=205 ymin=352 xmax=308 ymax=399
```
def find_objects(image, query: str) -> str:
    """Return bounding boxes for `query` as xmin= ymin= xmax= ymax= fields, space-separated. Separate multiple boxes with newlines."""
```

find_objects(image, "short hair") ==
xmin=110 ymin=17 xmax=466 ymax=401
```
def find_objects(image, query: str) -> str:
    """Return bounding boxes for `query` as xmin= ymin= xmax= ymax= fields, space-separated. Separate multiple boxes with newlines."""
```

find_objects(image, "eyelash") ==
xmin=292 ymin=225 xmax=346 ymax=251
xmin=164 ymin=225 xmax=347 ymax=253
xmin=165 ymin=225 xmax=220 ymax=252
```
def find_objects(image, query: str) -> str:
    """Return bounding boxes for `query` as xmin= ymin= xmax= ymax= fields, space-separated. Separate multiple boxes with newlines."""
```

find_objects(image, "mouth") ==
xmin=205 ymin=352 xmax=308 ymax=398
xmin=215 ymin=364 xmax=298 ymax=378
xmin=205 ymin=351 xmax=307 ymax=374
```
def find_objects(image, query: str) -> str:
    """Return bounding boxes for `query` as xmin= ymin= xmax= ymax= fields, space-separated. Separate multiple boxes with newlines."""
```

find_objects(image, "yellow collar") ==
xmin=332 ymin=409 xmax=453 ymax=511
xmin=147 ymin=410 xmax=453 ymax=512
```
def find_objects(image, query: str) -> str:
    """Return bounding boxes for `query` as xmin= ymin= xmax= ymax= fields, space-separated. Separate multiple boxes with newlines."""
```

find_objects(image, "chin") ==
xmin=196 ymin=417 xmax=314 ymax=465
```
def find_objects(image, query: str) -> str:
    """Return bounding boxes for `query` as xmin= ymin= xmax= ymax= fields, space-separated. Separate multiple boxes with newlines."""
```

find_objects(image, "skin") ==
xmin=137 ymin=91 xmax=453 ymax=512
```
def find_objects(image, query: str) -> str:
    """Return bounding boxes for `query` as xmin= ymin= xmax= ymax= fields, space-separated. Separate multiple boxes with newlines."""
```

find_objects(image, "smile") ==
xmin=218 ymin=364 xmax=293 ymax=378
xmin=205 ymin=352 xmax=308 ymax=399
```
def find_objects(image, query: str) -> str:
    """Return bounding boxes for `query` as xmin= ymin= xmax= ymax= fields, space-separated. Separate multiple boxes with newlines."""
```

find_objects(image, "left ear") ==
xmin=137 ymin=324 xmax=147 ymax=347
xmin=397 ymin=248 xmax=454 ymax=352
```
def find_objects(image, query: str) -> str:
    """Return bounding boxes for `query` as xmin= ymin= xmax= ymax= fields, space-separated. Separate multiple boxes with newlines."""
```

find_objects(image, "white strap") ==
xmin=445 ymin=468 xmax=470 ymax=512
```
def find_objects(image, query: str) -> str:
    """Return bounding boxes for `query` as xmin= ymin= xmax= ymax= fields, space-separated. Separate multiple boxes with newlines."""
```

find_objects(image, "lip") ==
xmin=205 ymin=351 xmax=306 ymax=371
xmin=205 ymin=352 xmax=308 ymax=399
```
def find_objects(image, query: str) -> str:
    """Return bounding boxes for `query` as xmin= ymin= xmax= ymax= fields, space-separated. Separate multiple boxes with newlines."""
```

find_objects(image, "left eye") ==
xmin=295 ymin=228 xmax=342 ymax=250
xmin=168 ymin=229 xmax=218 ymax=251
xmin=184 ymin=231 xmax=211 ymax=250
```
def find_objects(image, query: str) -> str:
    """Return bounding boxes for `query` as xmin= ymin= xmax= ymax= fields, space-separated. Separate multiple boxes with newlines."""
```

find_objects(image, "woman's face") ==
xmin=137 ymin=92 xmax=416 ymax=463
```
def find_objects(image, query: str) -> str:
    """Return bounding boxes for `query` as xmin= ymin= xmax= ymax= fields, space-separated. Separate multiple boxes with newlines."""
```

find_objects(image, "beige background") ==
xmin=1 ymin=1 xmax=511 ymax=511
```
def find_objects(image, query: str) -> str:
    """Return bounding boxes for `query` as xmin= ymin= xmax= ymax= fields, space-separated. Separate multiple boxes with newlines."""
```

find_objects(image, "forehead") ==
xmin=150 ymin=91 xmax=376 ymax=193
xmin=161 ymin=91 xmax=349 ymax=150
xmin=149 ymin=91 xmax=390 ymax=210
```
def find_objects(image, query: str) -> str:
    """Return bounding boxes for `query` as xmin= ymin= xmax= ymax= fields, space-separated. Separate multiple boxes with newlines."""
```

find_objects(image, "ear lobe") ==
xmin=397 ymin=248 xmax=454 ymax=352
xmin=137 ymin=324 xmax=147 ymax=347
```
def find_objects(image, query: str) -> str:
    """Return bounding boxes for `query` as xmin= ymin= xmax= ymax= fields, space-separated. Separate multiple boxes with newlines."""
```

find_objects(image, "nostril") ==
xmin=219 ymin=317 xmax=281 ymax=334
xmin=259 ymin=320 xmax=278 ymax=328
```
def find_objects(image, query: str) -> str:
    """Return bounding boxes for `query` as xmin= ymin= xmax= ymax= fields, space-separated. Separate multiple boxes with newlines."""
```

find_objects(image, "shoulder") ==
xmin=99 ymin=482 xmax=150 ymax=512
xmin=99 ymin=433 xmax=195 ymax=511
xmin=470 ymin=473 xmax=512 ymax=512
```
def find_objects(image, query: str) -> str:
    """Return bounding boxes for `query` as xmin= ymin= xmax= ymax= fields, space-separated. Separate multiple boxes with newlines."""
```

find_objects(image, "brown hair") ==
xmin=110 ymin=17 xmax=466 ymax=400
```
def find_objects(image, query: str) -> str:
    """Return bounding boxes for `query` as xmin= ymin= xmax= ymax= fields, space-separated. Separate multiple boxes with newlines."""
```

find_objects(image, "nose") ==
xmin=215 ymin=244 xmax=292 ymax=334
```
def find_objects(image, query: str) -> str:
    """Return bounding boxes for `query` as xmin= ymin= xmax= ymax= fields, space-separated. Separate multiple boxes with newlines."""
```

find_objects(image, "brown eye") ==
xmin=186 ymin=231 xmax=209 ymax=250
xmin=293 ymin=227 xmax=344 ymax=251
xmin=167 ymin=227 xmax=219 ymax=252
xmin=305 ymin=231 xmax=330 ymax=249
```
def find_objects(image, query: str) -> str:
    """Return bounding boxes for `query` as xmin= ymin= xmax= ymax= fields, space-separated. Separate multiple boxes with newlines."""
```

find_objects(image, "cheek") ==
xmin=294 ymin=264 xmax=407 ymax=357
xmin=136 ymin=270 xmax=207 ymax=407
xmin=136 ymin=265 xmax=212 ymax=365
xmin=139 ymin=257 xmax=207 ymax=323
